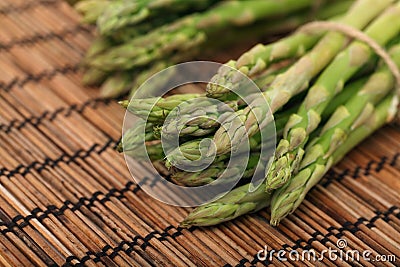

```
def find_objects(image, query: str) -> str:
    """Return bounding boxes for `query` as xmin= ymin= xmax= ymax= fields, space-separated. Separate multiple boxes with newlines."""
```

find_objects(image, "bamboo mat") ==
xmin=0 ymin=1 xmax=399 ymax=266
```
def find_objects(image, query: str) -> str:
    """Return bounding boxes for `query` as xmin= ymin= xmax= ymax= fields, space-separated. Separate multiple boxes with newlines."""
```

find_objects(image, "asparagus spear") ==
xmin=86 ymin=0 xmax=317 ymax=71
xmin=206 ymin=35 xmax=323 ymax=99
xmin=82 ymin=67 xmax=109 ymax=86
xmin=172 ymin=153 xmax=260 ymax=187
xmin=81 ymin=1 xmax=352 ymax=95
xmin=117 ymin=120 xmax=158 ymax=153
xmin=205 ymin=1 xmax=354 ymax=99
xmin=120 ymin=93 xmax=201 ymax=123
xmin=164 ymin=129 xmax=270 ymax=168
xmin=181 ymin=181 xmax=271 ymax=227
xmin=162 ymin=99 xmax=239 ymax=139
xmin=181 ymin=94 xmax=398 ymax=227
xmin=208 ymin=59 xmax=294 ymax=100
xmin=164 ymin=138 xmax=229 ymax=170
xmin=267 ymin=4 xmax=400 ymax=191
xmin=172 ymin=161 xmax=226 ymax=187
xmin=100 ymin=72 xmax=134 ymax=98
xmin=166 ymin=79 xmax=353 ymax=173
xmin=265 ymin=78 xmax=364 ymax=189
xmin=270 ymin=94 xmax=398 ymax=225
xmin=84 ymin=37 xmax=115 ymax=59
xmin=120 ymin=62 xmax=290 ymax=126
xmin=74 ymin=0 xmax=110 ymax=24
xmin=124 ymin=142 xmax=165 ymax=162
xmin=178 ymin=77 xmax=376 ymax=226
xmin=212 ymin=0 xmax=394 ymax=156
xmin=97 ymin=0 xmax=221 ymax=36
xmin=169 ymin=106 xmax=298 ymax=187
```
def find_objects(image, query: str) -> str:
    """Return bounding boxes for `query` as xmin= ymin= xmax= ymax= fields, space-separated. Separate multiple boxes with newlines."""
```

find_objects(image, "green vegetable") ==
xmin=211 ymin=0 xmax=393 ymax=156
xmin=267 ymin=6 xmax=400 ymax=191
xmin=270 ymin=94 xmax=398 ymax=225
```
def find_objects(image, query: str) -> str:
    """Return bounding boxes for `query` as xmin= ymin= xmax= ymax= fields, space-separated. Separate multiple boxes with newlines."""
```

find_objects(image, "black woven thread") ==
xmin=0 ymin=175 xmax=162 ymax=266
xmin=0 ymin=157 xmax=398 ymax=265
xmin=0 ymin=129 xmax=161 ymax=232
xmin=0 ymin=64 xmax=80 ymax=92
xmin=0 ymin=137 xmax=118 ymax=178
xmin=0 ymin=0 xmax=59 ymax=15
xmin=0 ymin=180 xmax=142 ymax=232
xmin=0 ymin=25 xmax=91 ymax=51
xmin=241 ymin=206 xmax=400 ymax=266
xmin=0 ymin=138 xmax=398 ymax=265
xmin=0 ymin=174 xmax=156 ymax=232
xmin=1 ymin=151 xmax=398 ymax=240
xmin=69 ymin=206 xmax=400 ymax=266
xmin=322 ymin=153 xmax=400 ymax=187
xmin=0 ymin=213 xmax=58 ymax=266
xmin=0 ymin=180 xmax=144 ymax=267
xmin=0 ymin=144 xmax=397 ymax=218
xmin=63 ymin=225 xmax=195 ymax=266
xmin=0 ymin=98 xmax=112 ymax=133
xmin=0 ymin=172 xmax=181 ymax=266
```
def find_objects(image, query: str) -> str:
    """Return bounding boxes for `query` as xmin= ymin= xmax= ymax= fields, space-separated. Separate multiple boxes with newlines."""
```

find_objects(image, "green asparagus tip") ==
xmin=116 ymin=141 xmax=123 ymax=153
xmin=165 ymin=159 xmax=173 ymax=170
xmin=100 ymin=85 xmax=121 ymax=98
xmin=119 ymin=100 xmax=129 ymax=108
xmin=179 ymin=220 xmax=191 ymax=228
xmin=270 ymin=217 xmax=281 ymax=227
xmin=265 ymin=161 xmax=291 ymax=192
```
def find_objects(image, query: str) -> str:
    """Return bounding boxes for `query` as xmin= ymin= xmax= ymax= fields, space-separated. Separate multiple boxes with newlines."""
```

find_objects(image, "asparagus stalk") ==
xmin=82 ymin=67 xmax=109 ymax=86
xmin=205 ymin=1 xmax=354 ymax=99
xmin=178 ymin=76 xmax=379 ymax=226
xmin=208 ymin=59 xmax=294 ymax=100
xmin=212 ymin=0 xmax=394 ymax=156
xmin=119 ymin=93 xmax=201 ymax=123
xmin=181 ymin=181 xmax=271 ymax=227
xmin=124 ymin=142 xmax=165 ymax=162
xmin=161 ymin=83 xmax=300 ymax=140
xmin=164 ymin=138 xmax=230 ymax=170
xmin=172 ymin=153 xmax=260 ymax=187
xmin=97 ymin=0 xmax=221 ymax=36
xmin=86 ymin=0 xmax=317 ymax=71
xmin=117 ymin=120 xmax=158 ymax=153
xmin=169 ymin=105 xmax=299 ymax=187
xmin=161 ymin=74 xmax=360 ymax=166
xmin=120 ymin=62 xmax=290 ymax=129
xmin=161 ymin=99 xmax=239 ymax=139
xmin=181 ymin=94 xmax=398 ymax=227
xmin=164 ymin=130 xmax=270 ymax=169
xmin=84 ymin=37 xmax=115 ymax=59
xmin=74 ymin=0 xmax=111 ymax=24
xmin=81 ymin=0 xmax=353 ymax=95
xmin=270 ymin=94 xmax=398 ymax=225
xmin=206 ymin=35 xmax=323 ymax=99
xmin=267 ymin=4 xmax=400 ymax=191
xmin=100 ymin=72 xmax=134 ymax=98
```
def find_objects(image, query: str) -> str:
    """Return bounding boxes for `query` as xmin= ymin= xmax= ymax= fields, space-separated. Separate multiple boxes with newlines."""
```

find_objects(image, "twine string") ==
xmin=298 ymin=21 xmax=400 ymax=120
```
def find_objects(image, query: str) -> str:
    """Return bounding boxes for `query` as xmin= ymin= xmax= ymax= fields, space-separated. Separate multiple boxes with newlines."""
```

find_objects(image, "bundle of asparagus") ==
xmin=72 ymin=0 xmax=354 ymax=97
xmin=118 ymin=0 xmax=400 ymax=227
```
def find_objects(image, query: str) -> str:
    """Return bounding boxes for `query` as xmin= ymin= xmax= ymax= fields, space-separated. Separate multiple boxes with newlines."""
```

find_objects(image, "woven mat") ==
xmin=0 ymin=1 xmax=399 ymax=266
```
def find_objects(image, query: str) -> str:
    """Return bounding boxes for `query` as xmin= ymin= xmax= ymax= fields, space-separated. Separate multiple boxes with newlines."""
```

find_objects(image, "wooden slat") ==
xmin=0 ymin=0 xmax=399 ymax=266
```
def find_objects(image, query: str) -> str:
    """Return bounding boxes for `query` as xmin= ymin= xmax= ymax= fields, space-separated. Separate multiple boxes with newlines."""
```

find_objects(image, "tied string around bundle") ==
xmin=297 ymin=21 xmax=400 ymax=123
